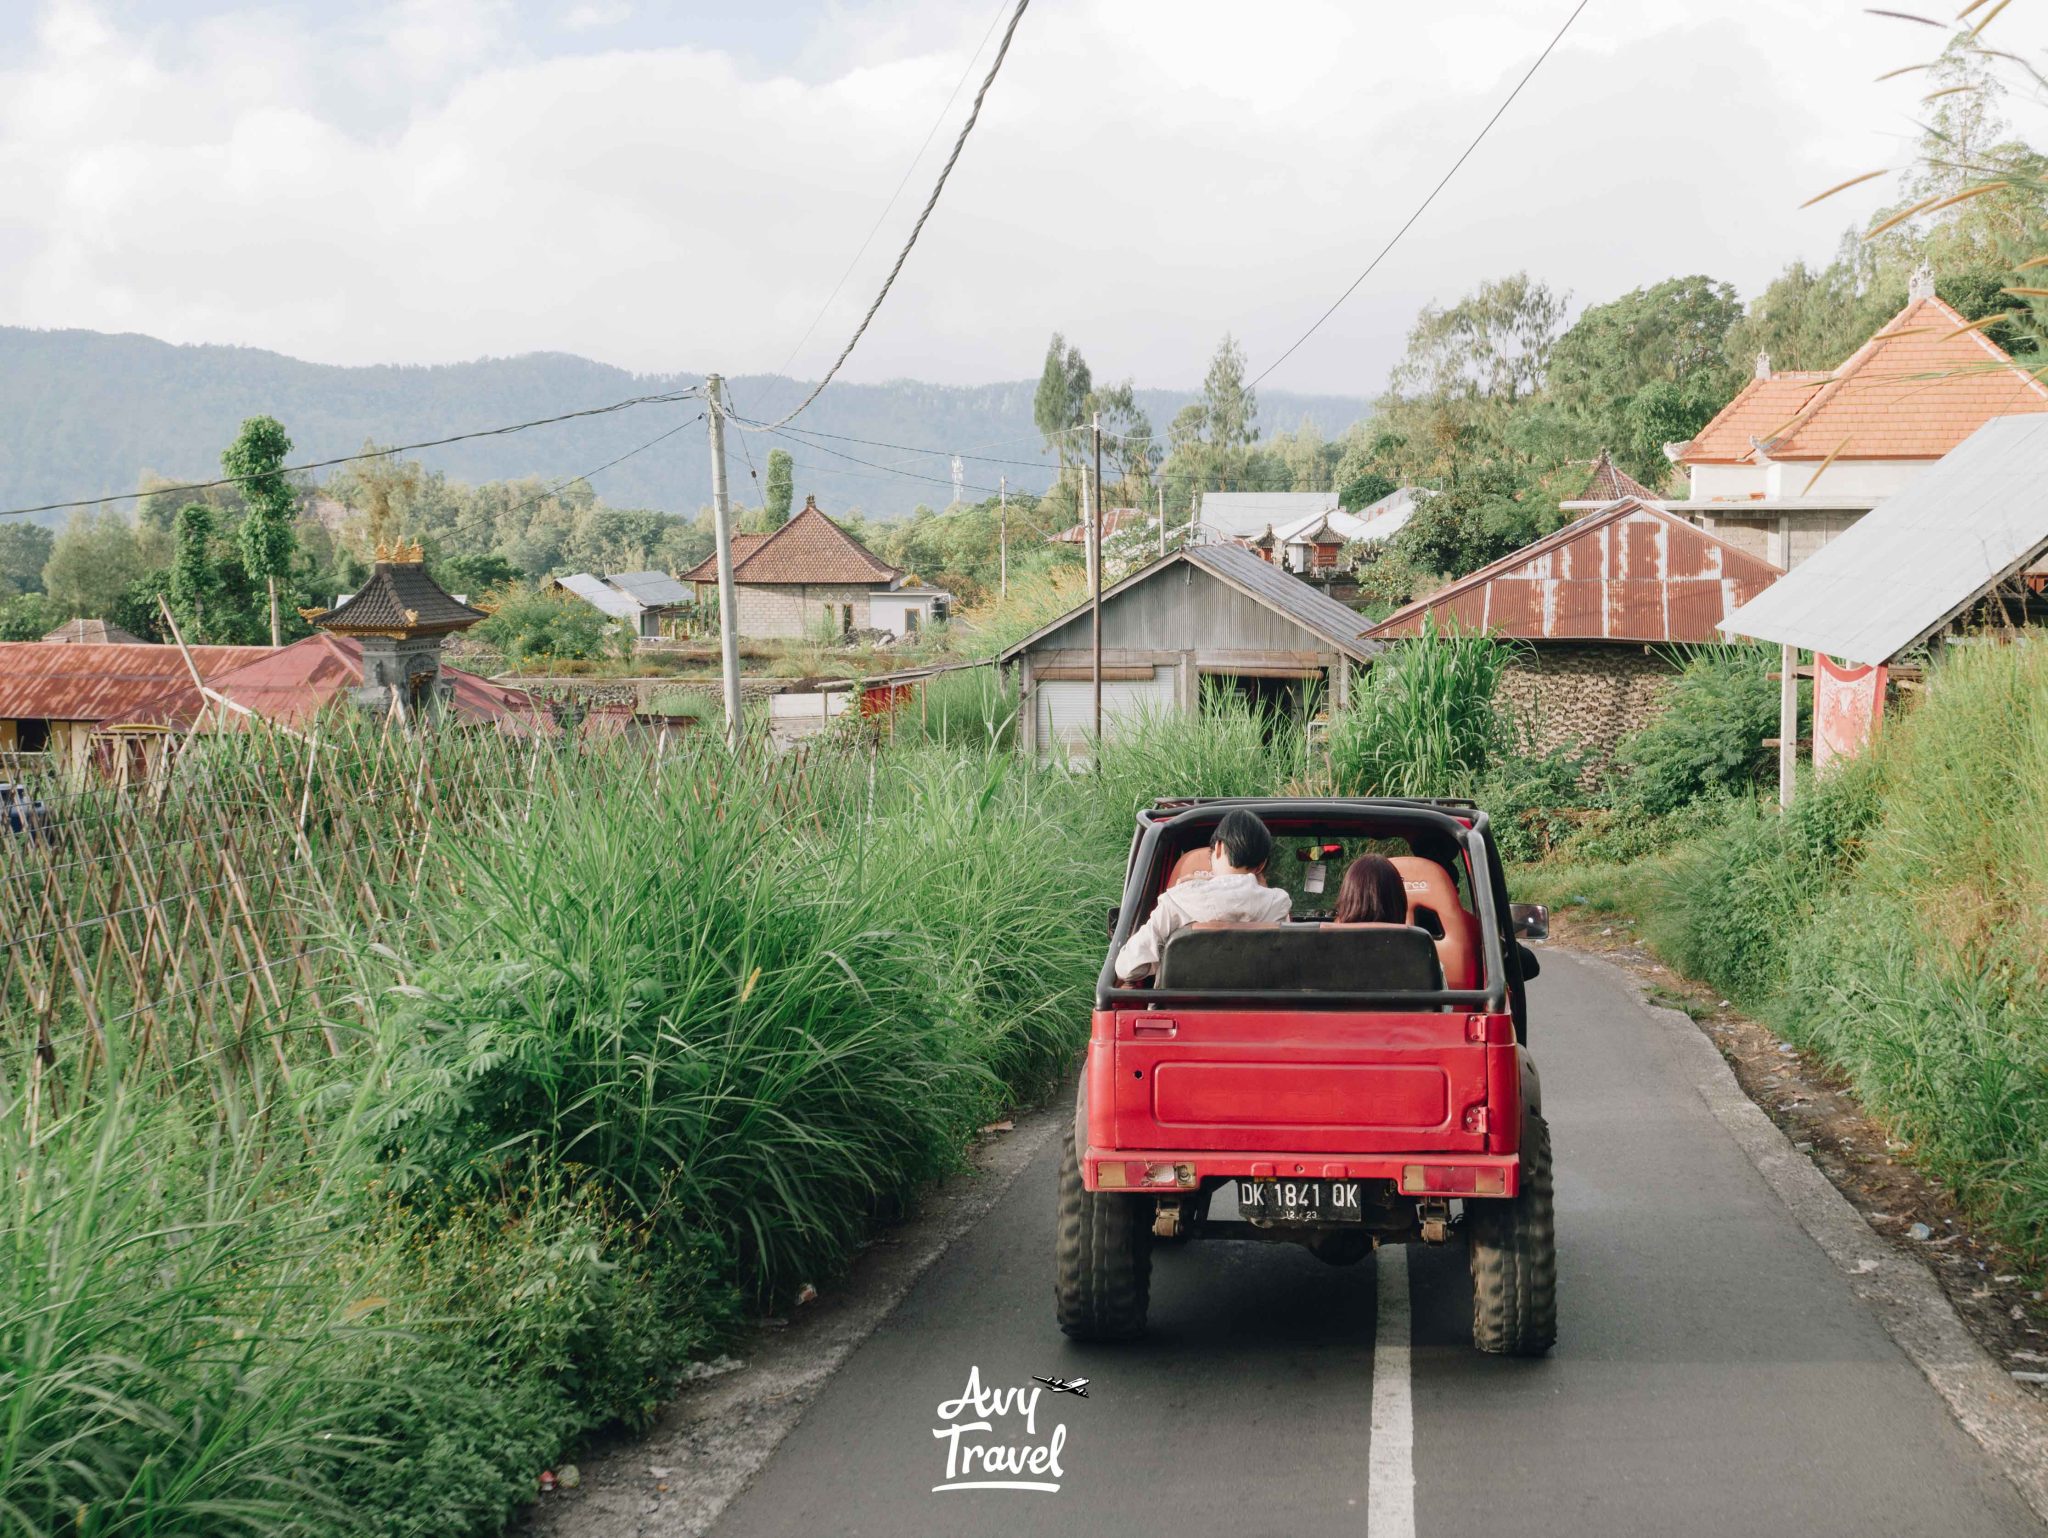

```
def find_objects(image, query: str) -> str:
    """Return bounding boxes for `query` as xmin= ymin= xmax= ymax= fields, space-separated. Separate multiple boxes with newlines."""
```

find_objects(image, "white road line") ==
xmin=1368 ymin=1243 xmax=1416 ymax=1538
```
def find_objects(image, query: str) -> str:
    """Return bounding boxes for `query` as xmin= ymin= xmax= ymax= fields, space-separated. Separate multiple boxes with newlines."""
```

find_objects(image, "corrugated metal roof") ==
xmin=42 ymin=618 xmax=146 ymax=645
xmin=0 ymin=643 xmax=271 ymax=721
xmin=112 ymin=634 xmax=549 ymax=734
xmin=1719 ymin=414 xmax=2048 ymax=664
xmin=1196 ymin=491 xmax=1339 ymax=538
xmin=1184 ymin=543 xmax=1381 ymax=658
xmin=996 ymin=543 xmax=1381 ymax=664
xmin=604 ymin=570 xmax=691 ymax=607
xmin=1368 ymin=498 xmax=1782 ymax=644
xmin=553 ymin=573 xmax=640 ymax=620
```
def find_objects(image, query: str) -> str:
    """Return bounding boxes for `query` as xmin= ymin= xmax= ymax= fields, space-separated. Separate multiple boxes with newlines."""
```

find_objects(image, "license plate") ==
xmin=1237 ymin=1179 xmax=1364 ymax=1223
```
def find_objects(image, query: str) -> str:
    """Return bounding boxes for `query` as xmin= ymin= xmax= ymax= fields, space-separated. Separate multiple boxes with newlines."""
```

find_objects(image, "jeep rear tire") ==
xmin=1466 ymin=1110 xmax=1557 ymax=1356
xmin=1055 ymin=1130 xmax=1151 ymax=1339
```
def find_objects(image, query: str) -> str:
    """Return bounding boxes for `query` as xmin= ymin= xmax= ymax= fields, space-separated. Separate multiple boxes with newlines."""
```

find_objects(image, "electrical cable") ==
xmin=756 ymin=0 xmax=1016 ymax=418
xmin=1247 ymin=0 xmax=1590 ymax=391
xmin=0 ymin=387 xmax=702 ymax=519
xmin=739 ymin=0 xmax=1032 ymax=432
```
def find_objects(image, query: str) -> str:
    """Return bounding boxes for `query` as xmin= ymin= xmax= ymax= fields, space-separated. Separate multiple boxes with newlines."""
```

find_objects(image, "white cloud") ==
xmin=0 ymin=0 xmax=2034 ymax=396
xmin=560 ymin=0 xmax=631 ymax=31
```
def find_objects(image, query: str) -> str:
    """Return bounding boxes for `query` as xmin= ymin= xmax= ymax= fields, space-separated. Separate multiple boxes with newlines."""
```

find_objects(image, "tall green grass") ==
xmin=1582 ymin=639 xmax=2048 ymax=1269
xmin=1327 ymin=616 xmax=1516 ymax=797
xmin=3 ymin=690 xmax=1310 ymax=1537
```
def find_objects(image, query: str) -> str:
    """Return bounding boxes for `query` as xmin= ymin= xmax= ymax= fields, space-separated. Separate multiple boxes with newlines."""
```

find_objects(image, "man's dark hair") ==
xmin=1210 ymin=809 xmax=1274 ymax=872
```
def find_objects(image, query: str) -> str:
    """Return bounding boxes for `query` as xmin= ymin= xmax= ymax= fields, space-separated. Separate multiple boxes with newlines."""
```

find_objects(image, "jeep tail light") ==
xmin=1135 ymin=1161 xmax=1197 ymax=1188
xmin=1096 ymin=1162 xmax=1127 ymax=1188
xmin=1400 ymin=1164 xmax=1507 ymax=1196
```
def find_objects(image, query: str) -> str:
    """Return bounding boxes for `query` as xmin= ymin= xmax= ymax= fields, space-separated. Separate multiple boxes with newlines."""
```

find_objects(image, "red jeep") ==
xmin=1055 ymin=796 xmax=1556 ymax=1355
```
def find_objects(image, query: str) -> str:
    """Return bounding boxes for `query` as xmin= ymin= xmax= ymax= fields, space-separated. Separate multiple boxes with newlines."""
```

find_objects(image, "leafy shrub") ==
xmin=475 ymin=584 xmax=629 ymax=665
xmin=1610 ymin=643 xmax=1781 ymax=815
xmin=1471 ymin=745 xmax=1587 ymax=864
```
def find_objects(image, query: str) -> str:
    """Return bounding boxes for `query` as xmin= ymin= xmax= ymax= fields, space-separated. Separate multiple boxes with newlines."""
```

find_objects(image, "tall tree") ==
xmin=764 ymin=448 xmax=795 ymax=527
xmin=1390 ymin=273 xmax=1566 ymax=405
xmin=1032 ymin=332 xmax=1093 ymax=476
xmin=223 ymin=415 xmax=296 ymax=646
xmin=0 ymin=522 xmax=54 ymax=599
xmin=169 ymin=502 xmax=218 ymax=638
xmin=1200 ymin=334 xmax=1259 ymax=451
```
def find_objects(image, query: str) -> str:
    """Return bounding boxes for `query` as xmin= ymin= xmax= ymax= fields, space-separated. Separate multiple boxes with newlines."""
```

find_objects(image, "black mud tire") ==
xmin=1054 ymin=1130 xmax=1152 ymax=1340
xmin=1466 ymin=1110 xmax=1557 ymax=1356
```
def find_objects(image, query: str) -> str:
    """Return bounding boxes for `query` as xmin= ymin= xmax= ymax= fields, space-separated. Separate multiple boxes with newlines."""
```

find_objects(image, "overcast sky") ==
xmin=1 ymin=0 xmax=2039 ymax=399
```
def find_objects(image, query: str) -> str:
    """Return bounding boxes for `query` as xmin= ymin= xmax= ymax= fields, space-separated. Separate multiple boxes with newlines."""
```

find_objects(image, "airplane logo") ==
xmin=1032 ymin=1374 xmax=1090 ymax=1397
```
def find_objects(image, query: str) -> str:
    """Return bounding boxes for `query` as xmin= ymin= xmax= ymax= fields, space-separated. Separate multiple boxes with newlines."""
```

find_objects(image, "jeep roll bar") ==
xmin=1097 ymin=798 xmax=1511 ymax=1013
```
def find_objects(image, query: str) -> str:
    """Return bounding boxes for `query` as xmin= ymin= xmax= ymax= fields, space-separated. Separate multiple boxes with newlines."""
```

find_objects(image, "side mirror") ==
xmin=1108 ymin=905 xmax=1122 ymax=938
xmin=1510 ymin=902 xmax=1550 ymax=941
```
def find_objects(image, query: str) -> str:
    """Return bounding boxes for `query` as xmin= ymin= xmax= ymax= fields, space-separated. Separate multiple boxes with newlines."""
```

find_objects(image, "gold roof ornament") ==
xmin=298 ymin=606 xmax=330 ymax=622
xmin=373 ymin=539 xmax=426 ymax=564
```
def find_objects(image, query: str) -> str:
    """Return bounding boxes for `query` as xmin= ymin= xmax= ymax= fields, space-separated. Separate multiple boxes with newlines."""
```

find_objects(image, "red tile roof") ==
xmin=683 ymin=531 xmax=772 ymax=583
xmin=110 ymin=634 xmax=547 ymax=733
xmin=1367 ymin=498 xmax=1782 ymax=644
xmin=718 ymin=499 xmax=898 ymax=586
xmin=1564 ymin=449 xmax=1661 ymax=505
xmin=0 ymin=642 xmax=270 ymax=722
xmin=1682 ymin=294 xmax=2048 ymax=465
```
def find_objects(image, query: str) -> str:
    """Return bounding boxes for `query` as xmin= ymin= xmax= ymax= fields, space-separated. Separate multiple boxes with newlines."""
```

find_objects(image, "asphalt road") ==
xmin=707 ymin=949 xmax=2042 ymax=1538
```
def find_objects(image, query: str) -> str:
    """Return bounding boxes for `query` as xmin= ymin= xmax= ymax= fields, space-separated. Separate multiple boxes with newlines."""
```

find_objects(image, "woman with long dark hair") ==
xmin=1333 ymin=853 xmax=1409 ymax=925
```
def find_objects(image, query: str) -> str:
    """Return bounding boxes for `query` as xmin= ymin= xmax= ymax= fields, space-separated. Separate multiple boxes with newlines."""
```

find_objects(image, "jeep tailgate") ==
xmin=1108 ymin=1008 xmax=1512 ymax=1153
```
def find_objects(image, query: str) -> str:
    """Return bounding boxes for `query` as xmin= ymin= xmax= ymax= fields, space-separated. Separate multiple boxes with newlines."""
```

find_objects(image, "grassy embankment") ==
xmin=0 ymin=688 xmax=1286 ymax=1538
xmin=1518 ymin=639 xmax=2048 ymax=1270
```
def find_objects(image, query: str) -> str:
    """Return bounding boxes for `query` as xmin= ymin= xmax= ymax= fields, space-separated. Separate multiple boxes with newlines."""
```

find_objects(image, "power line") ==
xmin=0 ymin=387 xmax=702 ymax=520
xmin=1246 ymin=0 xmax=1590 ymax=392
xmin=495 ymin=411 xmax=705 ymax=523
xmin=740 ymin=0 xmax=1033 ymax=433
xmin=756 ymin=0 xmax=1016 ymax=418
xmin=741 ymin=418 xmax=1011 ymax=497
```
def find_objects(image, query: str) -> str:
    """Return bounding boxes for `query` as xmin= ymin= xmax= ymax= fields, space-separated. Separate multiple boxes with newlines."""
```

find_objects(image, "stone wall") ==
xmin=734 ymin=584 xmax=876 ymax=640
xmin=1500 ymin=642 xmax=1681 ymax=764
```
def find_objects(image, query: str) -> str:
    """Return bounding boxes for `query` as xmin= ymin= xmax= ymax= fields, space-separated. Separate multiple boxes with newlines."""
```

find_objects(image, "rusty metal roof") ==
xmin=1368 ymin=498 xmax=1783 ymax=644
xmin=111 ymin=633 xmax=549 ymax=734
xmin=0 ymin=642 xmax=271 ymax=722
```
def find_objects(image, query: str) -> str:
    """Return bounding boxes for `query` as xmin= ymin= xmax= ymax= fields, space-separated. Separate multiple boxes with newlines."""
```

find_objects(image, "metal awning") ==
xmin=1719 ymin=414 xmax=2048 ymax=664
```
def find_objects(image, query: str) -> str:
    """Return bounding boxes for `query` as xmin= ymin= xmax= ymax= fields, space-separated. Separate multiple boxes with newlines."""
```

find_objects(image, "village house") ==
xmin=1194 ymin=490 xmax=1340 ymax=543
xmin=544 ymin=570 xmax=692 ymax=638
xmin=999 ymin=542 xmax=1380 ymax=765
xmin=1668 ymin=265 xmax=2048 ymax=568
xmin=684 ymin=497 xmax=946 ymax=640
xmin=41 ymin=618 xmax=147 ymax=645
xmin=0 ymin=641 xmax=270 ymax=777
xmin=1368 ymin=497 xmax=1783 ymax=761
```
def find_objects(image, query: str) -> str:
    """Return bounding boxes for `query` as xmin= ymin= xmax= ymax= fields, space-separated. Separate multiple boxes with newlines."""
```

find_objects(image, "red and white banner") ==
xmin=1813 ymin=654 xmax=1887 ymax=773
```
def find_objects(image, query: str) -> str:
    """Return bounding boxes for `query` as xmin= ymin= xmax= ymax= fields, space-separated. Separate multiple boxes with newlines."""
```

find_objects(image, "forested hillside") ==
xmin=0 ymin=327 xmax=1369 ymax=525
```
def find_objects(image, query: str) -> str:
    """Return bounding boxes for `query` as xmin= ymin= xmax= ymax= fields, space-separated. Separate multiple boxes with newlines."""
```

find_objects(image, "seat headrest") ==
xmin=1157 ymin=923 xmax=1444 ymax=993
xmin=1167 ymin=847 xmax=1213 ymax=887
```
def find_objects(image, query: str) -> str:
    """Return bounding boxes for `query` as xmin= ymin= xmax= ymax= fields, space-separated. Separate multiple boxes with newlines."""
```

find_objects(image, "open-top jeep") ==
xmin=1055 ymin=796 xmax=1556 ymax=1355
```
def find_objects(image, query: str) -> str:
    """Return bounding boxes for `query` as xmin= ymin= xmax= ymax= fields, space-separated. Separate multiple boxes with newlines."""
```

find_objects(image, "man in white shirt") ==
xmin=1115 ymin=809 xmax=1292 ymax=983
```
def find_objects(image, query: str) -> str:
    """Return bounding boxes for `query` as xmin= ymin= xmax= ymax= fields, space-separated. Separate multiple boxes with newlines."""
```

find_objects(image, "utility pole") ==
xmin=999 ymin=474 xmax=1008 ymax=598
xmin=1091 ymin=410 xmax=1103 ymax=748
xmin=705 ymin=374 xmax=743 ymax=751
xmin=1778 ymin=642 xmax=1798 ymax=810
xmin=1157 ymin=482 xmax=1165 ymax=559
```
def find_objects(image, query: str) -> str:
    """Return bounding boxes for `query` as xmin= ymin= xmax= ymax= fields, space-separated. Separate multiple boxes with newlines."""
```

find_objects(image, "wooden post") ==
xmin=1778 ymin=641 xmax=1798 ymax=810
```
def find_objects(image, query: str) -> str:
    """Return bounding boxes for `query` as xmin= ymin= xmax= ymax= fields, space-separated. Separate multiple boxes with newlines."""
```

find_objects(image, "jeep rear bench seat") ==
xmin=1155 ymin=922 xmax=1445 ymax=993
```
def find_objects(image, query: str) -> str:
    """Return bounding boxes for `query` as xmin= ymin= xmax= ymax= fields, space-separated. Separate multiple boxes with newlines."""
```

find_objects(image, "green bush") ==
xmin=1609 ymin=643 xmax=1782 ymax=815
xmin=475 ymin=585 xmax=629 ymax=665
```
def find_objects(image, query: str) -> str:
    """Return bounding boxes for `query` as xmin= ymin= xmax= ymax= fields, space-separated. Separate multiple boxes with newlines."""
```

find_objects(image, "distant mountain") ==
xmin=0 ymin=327 xmax=1372 ymax=527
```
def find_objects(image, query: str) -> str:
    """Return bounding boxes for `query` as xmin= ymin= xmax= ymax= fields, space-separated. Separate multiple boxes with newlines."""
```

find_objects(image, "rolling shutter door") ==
xmin=1033 ymin=668 xmax=1175 ymax=766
